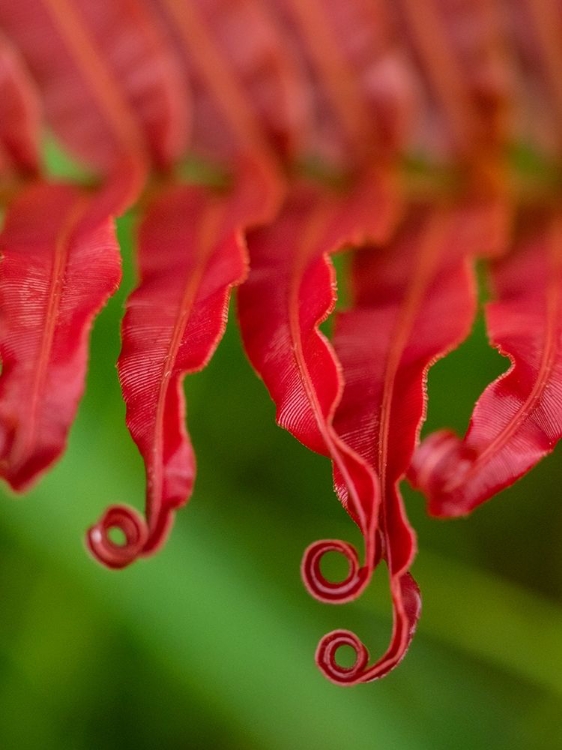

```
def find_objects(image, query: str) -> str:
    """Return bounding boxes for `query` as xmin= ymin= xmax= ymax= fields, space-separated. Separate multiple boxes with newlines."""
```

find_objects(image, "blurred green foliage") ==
xmin=0 ymin=152 xmax=562 ymax=749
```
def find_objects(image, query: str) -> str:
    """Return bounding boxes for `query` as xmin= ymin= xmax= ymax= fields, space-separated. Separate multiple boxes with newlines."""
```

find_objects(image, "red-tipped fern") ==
xmin=0 ymin=0 xmax=560 ymax=686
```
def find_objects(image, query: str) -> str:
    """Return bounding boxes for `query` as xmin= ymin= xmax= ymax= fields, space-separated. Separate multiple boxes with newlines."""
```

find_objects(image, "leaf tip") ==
xmin=86 ymin=503 xmax=148 ymax=570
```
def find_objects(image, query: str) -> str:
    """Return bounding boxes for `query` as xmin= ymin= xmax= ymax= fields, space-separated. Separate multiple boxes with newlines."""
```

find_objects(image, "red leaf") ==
xmin=322 ymin=0 xmax=419 ymax=156
xmin=507 ymin=0 xmax=562 ymax=155
xmin=276 ymin=0 xmax=417 ymax=165
xmin=0 ymin=166 xmax=141 ymax=490
xmin=171 ymin=0 xmax=314 ymax=162
xmin=0 ymin=0 xmax=188 ymax=171
xmin=321 ymin=203 xmax=501 ymax=682
xmin=411 ymin=209 xmax=562 ymax=517
xmin=86 ymin=166 xmax=275 ymax=568
xmin=432 ymin=0 xmax=515 ymax=145
xmin=238 ymin=173 xmax=400 ymax=685
xmin=151 ymin=0 xmax=295 ymax=180
xmin=392 ymin=0 xmax=514 ymax=160
xmin=0 ymin=32 xmax=40 ymax=177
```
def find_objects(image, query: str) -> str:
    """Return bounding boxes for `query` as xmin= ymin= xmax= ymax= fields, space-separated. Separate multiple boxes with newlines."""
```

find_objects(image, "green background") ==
xmin=1 ymin=169 xmax=562 ymax=748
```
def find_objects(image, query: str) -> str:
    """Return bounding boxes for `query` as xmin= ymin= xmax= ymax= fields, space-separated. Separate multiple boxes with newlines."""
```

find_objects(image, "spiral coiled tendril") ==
xmin=315 ymin=629 xmax=370 ymax=686
xmin=86 ymin=504 xmax=149 ymax=569
xmin=312 ymin=571 xmax=422 ymax=685
xmin=301 ymin=539 xmax=372 ymax=604
xmin=302 ymin=539 xmax=373 ymax=685
xmin=302 ymin=537 xmax=421 ymax=684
